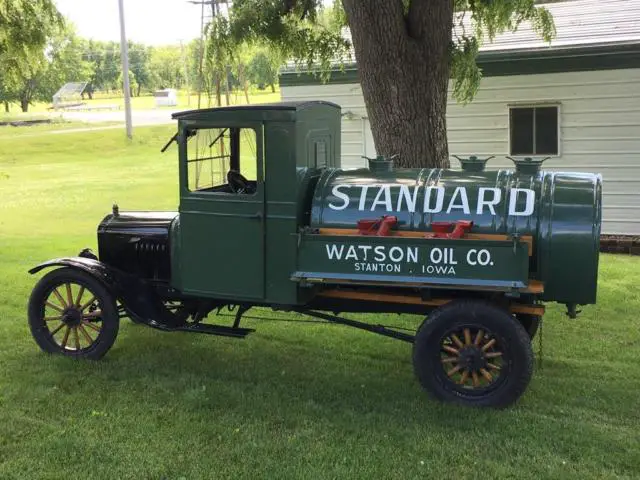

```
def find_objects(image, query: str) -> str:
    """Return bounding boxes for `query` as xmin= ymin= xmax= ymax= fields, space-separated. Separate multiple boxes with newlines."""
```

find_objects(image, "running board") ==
xmin=175 ymin=323 xmax=254 ymax=338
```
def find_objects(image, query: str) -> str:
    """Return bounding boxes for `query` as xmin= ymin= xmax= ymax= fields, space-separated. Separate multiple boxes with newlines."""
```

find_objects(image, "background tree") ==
xmin=149 ymin=45 xmax=186 ymax=89
xmin=117 ymin=69 xmax=138 ymax=98
xmin=12 ymin=24 xmax=93 ymax=111
xmin=127 ymin=42 xmax=154 ymax=96
xmin=228 ymin=0 xmax=555 ymax=168
xmin=0 ymin=0 xmax=63 ymax=111
xmin=248 ymin=47 xmax=284 ymax=93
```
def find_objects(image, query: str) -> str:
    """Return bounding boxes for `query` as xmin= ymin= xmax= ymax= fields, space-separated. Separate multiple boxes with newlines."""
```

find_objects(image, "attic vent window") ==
xmin=509 ymin=105 xmax=559 ymax=156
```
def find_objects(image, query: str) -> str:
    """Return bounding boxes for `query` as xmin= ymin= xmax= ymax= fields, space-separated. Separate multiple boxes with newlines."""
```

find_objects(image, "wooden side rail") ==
xmin=317 ymin=228 xmax=534 ymax=256
xmin=318 ymin=289 xmax=545 ymax=316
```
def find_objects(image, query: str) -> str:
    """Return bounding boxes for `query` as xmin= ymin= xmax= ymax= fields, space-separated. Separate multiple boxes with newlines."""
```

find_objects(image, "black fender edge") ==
xmin=29 ymin=257 xmax=119 ymax=288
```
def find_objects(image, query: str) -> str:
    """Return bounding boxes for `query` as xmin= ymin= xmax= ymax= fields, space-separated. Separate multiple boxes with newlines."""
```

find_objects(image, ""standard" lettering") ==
xmin=328 ymin=184 xmax=535 ymax=217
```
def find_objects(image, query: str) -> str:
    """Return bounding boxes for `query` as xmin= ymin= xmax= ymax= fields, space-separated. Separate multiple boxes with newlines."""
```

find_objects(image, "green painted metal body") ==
xmin=309 ymin=165 xmax=602 ymax=305
xmin=164 ymin=101 xmax=601 ymax=310
xmin=169 ymin=102 xmax=340 ymax=305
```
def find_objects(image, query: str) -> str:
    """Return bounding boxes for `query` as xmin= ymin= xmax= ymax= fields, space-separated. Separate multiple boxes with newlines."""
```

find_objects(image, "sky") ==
xmin=54 ymin=0 xmax=204 ymax=45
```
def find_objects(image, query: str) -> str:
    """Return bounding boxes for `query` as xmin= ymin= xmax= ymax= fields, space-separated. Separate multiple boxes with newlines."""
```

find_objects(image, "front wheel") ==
xmin=28 ymin=267 xmax=119 ymax=359
xmin=413 ymin=300 xmax=533 ymax=408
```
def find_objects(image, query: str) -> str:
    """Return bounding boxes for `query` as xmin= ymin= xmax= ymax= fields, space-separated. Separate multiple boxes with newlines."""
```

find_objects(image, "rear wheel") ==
xmin=413 ymin=300 xmax=533 ymax=408
xmin=28 ymin=268 xmax=119 ymax=359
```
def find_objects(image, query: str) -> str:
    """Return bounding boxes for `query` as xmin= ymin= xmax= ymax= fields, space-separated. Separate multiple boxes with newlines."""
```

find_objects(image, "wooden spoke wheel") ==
xmin=439 ymin=326 xmax=506 ymax=392
xmin=28 ymin=268 xmax=119 ymax=359
xmin=413 ymin=300 xmax=533 ymax=408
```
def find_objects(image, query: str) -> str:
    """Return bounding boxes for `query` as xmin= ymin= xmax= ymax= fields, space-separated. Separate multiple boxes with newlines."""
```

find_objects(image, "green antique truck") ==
xmin=27 ymin=101 xmax=602 ymax=408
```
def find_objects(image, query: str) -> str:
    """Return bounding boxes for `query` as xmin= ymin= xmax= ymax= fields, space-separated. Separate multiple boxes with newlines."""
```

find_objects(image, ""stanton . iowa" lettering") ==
xmin=328 ymin=184 xmax=535 ymax=217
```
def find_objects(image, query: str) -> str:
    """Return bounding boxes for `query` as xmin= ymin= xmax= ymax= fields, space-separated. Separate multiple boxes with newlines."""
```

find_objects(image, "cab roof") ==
xmin=171 ymin=101 xmax=340 ymax=122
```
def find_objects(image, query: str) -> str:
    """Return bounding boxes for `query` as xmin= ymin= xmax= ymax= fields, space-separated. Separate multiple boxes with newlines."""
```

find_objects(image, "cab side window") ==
xmin=186 ymin=127 xmax=257 ymax=194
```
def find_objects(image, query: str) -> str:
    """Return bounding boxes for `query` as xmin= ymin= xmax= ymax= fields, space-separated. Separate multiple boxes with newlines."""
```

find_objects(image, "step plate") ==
xmin=176 ymin=323 xmax=254 ymax=338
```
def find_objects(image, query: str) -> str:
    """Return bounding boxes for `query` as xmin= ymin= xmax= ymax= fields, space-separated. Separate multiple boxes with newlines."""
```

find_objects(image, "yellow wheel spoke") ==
xmin=480 ymin=368 xmax=493 ymax=382
xmin=463 ymin=328 xmax=472 ymax=346
xmin=61 ymin=327 xmax=71 ymax=349
xmin=485 ymin=351 xmax=502 ymax=358
xmin=451 ymin=334 xmax=464 ymax=349
xmin=474 ymin=329 xmax=484 ymax=346
xmin=79 ymin=296 xmax=97 ymax=312
xmin=46 ymin=301 xmax=64 ymax=313
xmin=52 ymin=288 xmax=68 ymax=308
xmin=482 ymin=338 xmax=497 ymax=352
xmin=487 ymin=362 xmax=501 ymax=371
xmin=44 ymin=315 xmax=63 ymax=322
xmin=447 ymin=365 xmax=462 ymax=377
xmin=73 ymin=327 xmax=80 ymax=350
xmin=78 ymin=324 xmax=94 ymax=344
xmin=50 ymin=322 xmax=66 ymax=336
xmin=65 ymin=283 xmax=73 ymax=309
xmin=459 ymin=370 xmax=469 ymax=385
xmin=441 ymin=356 xmax=458 ymax=364
xmin=472 ymin=371 xmax=480 ymax=387
xmin=442 ymin=345 xmax=459 ymax=356
xmin=82 ymin=320 xmax=101 ymax=333
xmin=75 ymin=286 xmax=86 ymax=307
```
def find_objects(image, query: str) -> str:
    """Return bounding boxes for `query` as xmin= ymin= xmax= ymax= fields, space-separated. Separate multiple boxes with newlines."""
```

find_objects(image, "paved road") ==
xmin=59 ymin=107 xmax=182 ymax=126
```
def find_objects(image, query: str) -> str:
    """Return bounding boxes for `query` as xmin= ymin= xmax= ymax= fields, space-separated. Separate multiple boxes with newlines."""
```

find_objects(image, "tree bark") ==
xmin=4 ymin=102 xmax=9 ymax=113
xmin=270 ymin=83 xmax=275 ymax=93
xmin=341 ymin=0 xmax=453 ymax=168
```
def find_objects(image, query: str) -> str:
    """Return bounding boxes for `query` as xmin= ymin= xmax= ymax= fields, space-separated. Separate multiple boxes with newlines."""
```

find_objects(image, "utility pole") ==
xmin=118 ymin=0 xmax=133 ymax=139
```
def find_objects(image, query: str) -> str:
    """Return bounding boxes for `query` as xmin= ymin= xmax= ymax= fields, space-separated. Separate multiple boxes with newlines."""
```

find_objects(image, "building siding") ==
xmin=281 ymin=68 xmax=640 ymax=234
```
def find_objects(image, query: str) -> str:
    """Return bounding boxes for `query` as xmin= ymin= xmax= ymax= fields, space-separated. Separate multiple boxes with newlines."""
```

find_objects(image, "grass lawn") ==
xmin=1 ymin=127 xmax=639 ymax=479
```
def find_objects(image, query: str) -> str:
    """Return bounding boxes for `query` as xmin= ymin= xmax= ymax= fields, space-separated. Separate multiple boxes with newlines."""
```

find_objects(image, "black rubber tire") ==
xmin=413 ymin=300 xmax=534 ymax=409
xmin=517 ymin=314 xmax=541 ymax=340
xmin=28 ymin=267 xmax=119 ymax=359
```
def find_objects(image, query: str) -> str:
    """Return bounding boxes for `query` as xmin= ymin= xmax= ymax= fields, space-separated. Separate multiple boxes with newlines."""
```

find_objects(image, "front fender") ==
xmin=29 ymin=257 xmax=122 ymax=294
xmin=29 ymin=257 xmax=178 ymax=327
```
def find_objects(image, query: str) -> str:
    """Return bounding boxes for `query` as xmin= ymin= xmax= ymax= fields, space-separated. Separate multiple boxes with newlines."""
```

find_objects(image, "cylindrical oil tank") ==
xmin=309 ymin=159 xmax=602 ymax=306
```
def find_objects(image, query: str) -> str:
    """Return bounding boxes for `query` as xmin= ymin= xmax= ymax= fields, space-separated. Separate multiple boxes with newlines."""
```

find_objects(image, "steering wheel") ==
xmin=227 ymin=170 xmax=250 ymax=194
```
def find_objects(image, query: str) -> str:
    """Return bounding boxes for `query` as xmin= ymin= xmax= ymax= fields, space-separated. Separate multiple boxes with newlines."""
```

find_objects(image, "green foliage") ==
xmin=0 ymin=0 xmax=63 ymax=57
xmin=229 ymin=0 xmax=350 ymax=77
xmin=82 ymin=40 xmax=121 ymax=93
xmin=127 ymin=42 xmax=154 ymax=95
xmin=450 ymin=0 xmax=555 ymax=102
xmin=0 ymin=0 xmax=64 ymax=109
xmin=149 ymin=45 xmax=187 ymax=89
xmin=247 ymin=48 xmax=284 ymax=91
xmin=117 ymin=69 xmax=138 ymax=97
xmin=226 ymin=0 xmax=554 ymax=103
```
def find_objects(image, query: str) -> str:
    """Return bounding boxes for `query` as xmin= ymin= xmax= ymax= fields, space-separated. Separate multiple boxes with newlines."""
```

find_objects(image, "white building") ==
xmin=280 ymin=0 xmax=640 ymax=235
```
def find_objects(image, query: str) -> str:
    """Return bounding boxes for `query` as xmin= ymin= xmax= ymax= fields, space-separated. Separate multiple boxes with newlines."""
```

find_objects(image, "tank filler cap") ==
xmin=507 ymin=156 xmax=550 ymax=175
xmin=363 ymin=154 xmax=396 ymax=173
xmin=454 ymin=155 xmax=494 ymax=173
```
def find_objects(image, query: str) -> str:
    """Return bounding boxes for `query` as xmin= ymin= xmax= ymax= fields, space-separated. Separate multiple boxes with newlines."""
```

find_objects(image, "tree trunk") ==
xmin=136 ymin=83 xmax=141 ymax=97
xmin=215 ymin=76 xmax=222 ymax=107
xmin=270 ymin=83 xmax=275 ymax=93
xmin=341 ymin=0 xmax=453 ymax=168
xmin=20 ymin=97 xmax=29 ymax=112
xmin=224 ymin=66 xmax=230 ymax=106
xmin=4 ymin=102 xmax=9 ymax=113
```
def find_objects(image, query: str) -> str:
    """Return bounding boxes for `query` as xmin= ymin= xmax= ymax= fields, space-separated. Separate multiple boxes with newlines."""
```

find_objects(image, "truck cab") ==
xmin=170 ymin=101 xmax=341 ymax=305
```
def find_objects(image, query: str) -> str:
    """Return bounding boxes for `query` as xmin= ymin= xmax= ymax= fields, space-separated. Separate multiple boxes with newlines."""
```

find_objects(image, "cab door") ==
xmin=177 ymin=123 xmax=265 ymax=301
